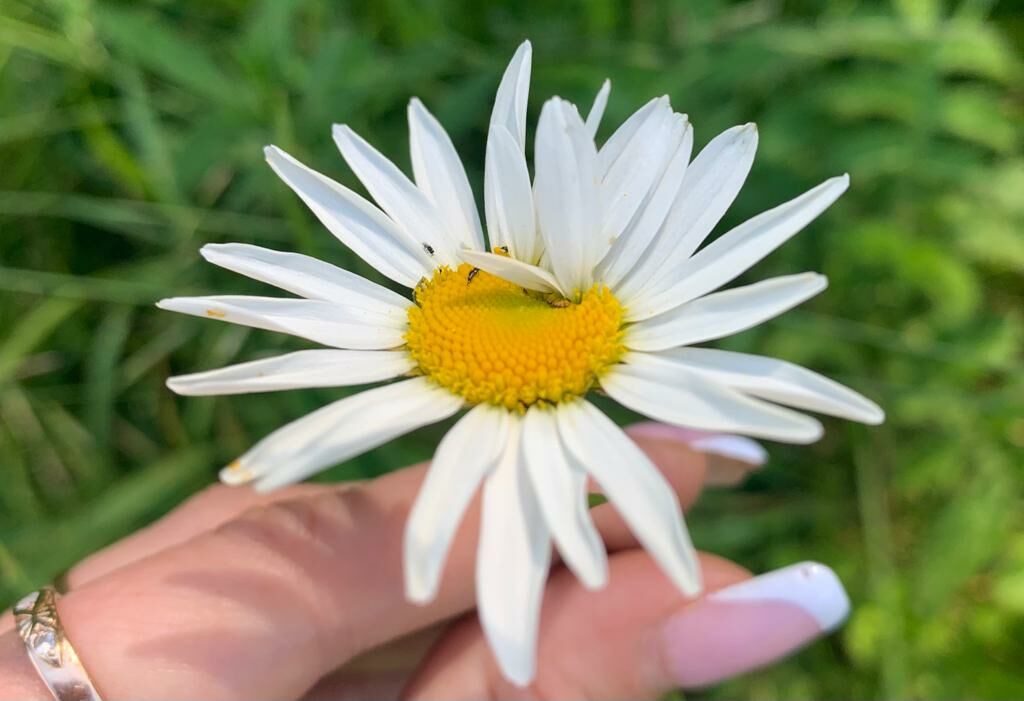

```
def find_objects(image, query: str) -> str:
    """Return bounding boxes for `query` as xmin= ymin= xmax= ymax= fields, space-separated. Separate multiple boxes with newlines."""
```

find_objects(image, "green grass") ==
xmin=1 ymin=0 xmax=1022 ymax=697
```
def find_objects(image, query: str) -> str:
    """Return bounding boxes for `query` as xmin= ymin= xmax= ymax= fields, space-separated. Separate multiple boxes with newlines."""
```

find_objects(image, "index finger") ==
xmin=62 ymin=423 xmax=764 ymax=589
xmin=3 ymin=426 xmax=762 ymax=700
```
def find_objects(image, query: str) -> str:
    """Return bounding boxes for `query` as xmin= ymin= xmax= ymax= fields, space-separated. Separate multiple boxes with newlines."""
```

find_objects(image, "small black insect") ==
xmin=467 ymin=267 xmax=481 ymax=285
xmin=422 ymin=243 xmax=435 ymax=256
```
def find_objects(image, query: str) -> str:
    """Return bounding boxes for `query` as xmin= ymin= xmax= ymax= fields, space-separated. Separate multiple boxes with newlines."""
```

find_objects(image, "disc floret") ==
xmin=406 ymin=264 xmax=625 ymax=411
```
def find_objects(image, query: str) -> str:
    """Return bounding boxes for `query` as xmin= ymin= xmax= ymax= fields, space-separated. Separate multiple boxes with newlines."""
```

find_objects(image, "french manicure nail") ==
xmin=688 ymin=434 xmax=767 ymax=469
xmin=628 ymin=422 xmax=767 ymax=485
xmin=710 ymin=561 xmax=850 ymax=631
xmin=660 ymin=562 xmax=849 ymax=688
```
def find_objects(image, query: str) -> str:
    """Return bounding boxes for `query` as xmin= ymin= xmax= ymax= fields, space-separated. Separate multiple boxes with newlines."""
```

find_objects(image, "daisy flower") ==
xmin=159 ymin=41 xmax=884 ymax=684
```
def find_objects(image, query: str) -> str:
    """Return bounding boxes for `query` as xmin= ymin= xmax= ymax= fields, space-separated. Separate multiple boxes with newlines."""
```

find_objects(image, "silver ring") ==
xmin=13 ymin=587 xmax=104 ymax=701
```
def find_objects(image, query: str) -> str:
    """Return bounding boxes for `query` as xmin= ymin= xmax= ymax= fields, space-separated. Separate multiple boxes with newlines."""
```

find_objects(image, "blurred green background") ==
xmin=1 ymin=0 xmax=1022 ymax=697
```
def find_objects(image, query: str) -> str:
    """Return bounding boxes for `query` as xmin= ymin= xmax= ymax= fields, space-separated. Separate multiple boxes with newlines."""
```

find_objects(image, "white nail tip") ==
xmin=688 ymin=435 xmax=768 ymax=466
xmin=710 ymin=561 xmax=850 ymax=631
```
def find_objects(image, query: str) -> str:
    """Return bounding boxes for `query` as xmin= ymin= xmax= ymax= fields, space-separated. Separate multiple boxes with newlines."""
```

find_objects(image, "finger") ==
xmin=300 ymin=627 xmax=443 ymax=701
xmin=404 ymin=555 xmax=850 ymax=699
xmin=1 ymin=483 xmax=320 ymax=634
xmin=48 ymin=467 xmax=443 ymax=699
xmin=64 ymin=422 xmax=764 ymax=589
xmin=0 ymin=629 xmax=50 ymax=699
xmin=41 ymin=422 xmax=761 ymax=701
xmin=626 ymin=421 xmax=767 ymax=486
xmin=40 ymin=466 xmax=610 ymax=699
xmin=65 ymin=482 xmax=327 ymax=588
xmin=0 ymin=420 xmax=763 ymax=650
xmin=591 ymin=422 xmax=764 ymax=553
xmin=0 ymin=422 xmax=757 ymax=635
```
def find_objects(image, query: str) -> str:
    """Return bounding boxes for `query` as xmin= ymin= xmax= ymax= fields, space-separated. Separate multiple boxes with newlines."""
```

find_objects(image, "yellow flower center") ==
xmin=406 ymin=263 xmax=625 ymax=411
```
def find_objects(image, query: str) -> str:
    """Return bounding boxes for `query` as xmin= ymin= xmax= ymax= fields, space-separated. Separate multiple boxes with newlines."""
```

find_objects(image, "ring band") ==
xmin=13 ymin=587 xmax=104 ymax=701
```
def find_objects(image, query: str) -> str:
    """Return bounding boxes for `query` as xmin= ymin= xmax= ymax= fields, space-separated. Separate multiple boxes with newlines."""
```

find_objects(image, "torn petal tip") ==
xmin=219 ymin=460 xmax=253 ymax=485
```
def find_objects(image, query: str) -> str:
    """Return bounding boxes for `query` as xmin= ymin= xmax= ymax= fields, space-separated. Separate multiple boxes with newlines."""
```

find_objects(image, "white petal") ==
xmin=634 ymin=175 xmax=850 ymax=317
xmin=534 ymin=98 xmax=600 ymax=296
xmin=597 ymin=96 xmax=664 ymax=176
xmin=408 ymin=98 xmax=484 ymax=251
xmin=484 ymin=125 xmax=540 ymax=263
xmin=595 ymin=118 xmax=694 ymax=287
xmin=333 ymin=125 xmax=458 ymax=266
xmin=166 ymin=349 xmax=414 ymax=396
xmin=556 ymin=400 xmax=701 ymax=596
xmin=626 ymin=272 xmax=828 ymax=346
xmin=650 ymin=347 xmax=885 ymax=424
xmin=157 ymin=295 xmax=406 ymax=350
xmin=200 ymin=243 xmax=410 ymax=319
xmin=584 ymin=79 xmax=611 ymax=138
xmin=490 ymin=41 xmax=532 ymax=149
xmin=522 ymin=407 xmax=607 ymax=590
xmin=223 ymin=378 xmax=463 ymax=490
xmin=460 ymin=250 xmax=564 ymax=295
xmin=599 ymin=101 xmax=680 ymax=244
xmin=405 ymin=405 xmax=509 ymax=604
xmin=264 ymin=146 xmax=432 ymax=287
xmin=616 ymin=123 xmax=758 ymax=302
xmin=602 ymin=355 xmax=824 ymax=443
xmin=477 ymin=416 xmax=551 ymax=686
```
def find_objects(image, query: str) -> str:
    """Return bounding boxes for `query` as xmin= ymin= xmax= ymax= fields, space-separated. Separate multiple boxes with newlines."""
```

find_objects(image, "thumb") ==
xmin=403 ymin=553 xmax=850 ymax=699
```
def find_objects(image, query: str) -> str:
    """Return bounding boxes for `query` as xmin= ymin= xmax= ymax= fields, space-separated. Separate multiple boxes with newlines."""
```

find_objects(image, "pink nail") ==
xmin=660 ymin=562 xmax=849 ymax=688
xmin=627 ymin=422 xmax=767 ymax=485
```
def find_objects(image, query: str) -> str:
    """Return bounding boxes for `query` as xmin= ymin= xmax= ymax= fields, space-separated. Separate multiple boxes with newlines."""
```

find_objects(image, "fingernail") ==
xmin=628 ymin=422 xmax=767 ymax=485
xmin=660 ymin=562 xmax=849 ymax=688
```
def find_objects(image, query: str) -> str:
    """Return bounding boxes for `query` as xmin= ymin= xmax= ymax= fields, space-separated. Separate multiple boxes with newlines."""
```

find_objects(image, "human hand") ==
xmin=1 ymin=423 xmax=849 ymax=700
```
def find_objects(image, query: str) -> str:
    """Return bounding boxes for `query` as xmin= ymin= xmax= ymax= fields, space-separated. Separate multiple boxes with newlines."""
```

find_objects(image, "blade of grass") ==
xmin=0 ymin=267 xmax=170 ymax=304
xmin=0 ymin=296 xmax=81 ymax=385
xmin=0 ymin=14 xmax=79 ymax=67
xmin=0 ymin=423 xmax=44 ymax=521
xmin=118 ymin=324 xmax=194 ymax=391
xmin=854 ymin=427 xmax=909 ymax=698
xmin=0 ymin=384 xmax=75 ymax=505
xmin=0 ymin=191 xmax=289 ymax=242
xmin=94 ymin=4 xmax=254 ymax=108
xmin=0 ymin=540 xmax=35 ymax=602
xmin=38 ymin=399 xmax=105 ymax=491
xmin=85 ymin=305 xmax=133 ymax=463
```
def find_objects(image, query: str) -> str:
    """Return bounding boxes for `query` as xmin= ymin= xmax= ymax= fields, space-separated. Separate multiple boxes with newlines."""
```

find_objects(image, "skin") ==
xmin=0 ymin=425 xmax=769 ymax=700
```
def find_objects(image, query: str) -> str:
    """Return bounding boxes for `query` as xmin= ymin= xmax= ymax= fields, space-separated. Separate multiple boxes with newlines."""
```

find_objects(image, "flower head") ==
xmin=159 ymin=40 xmax=883 ymax=685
